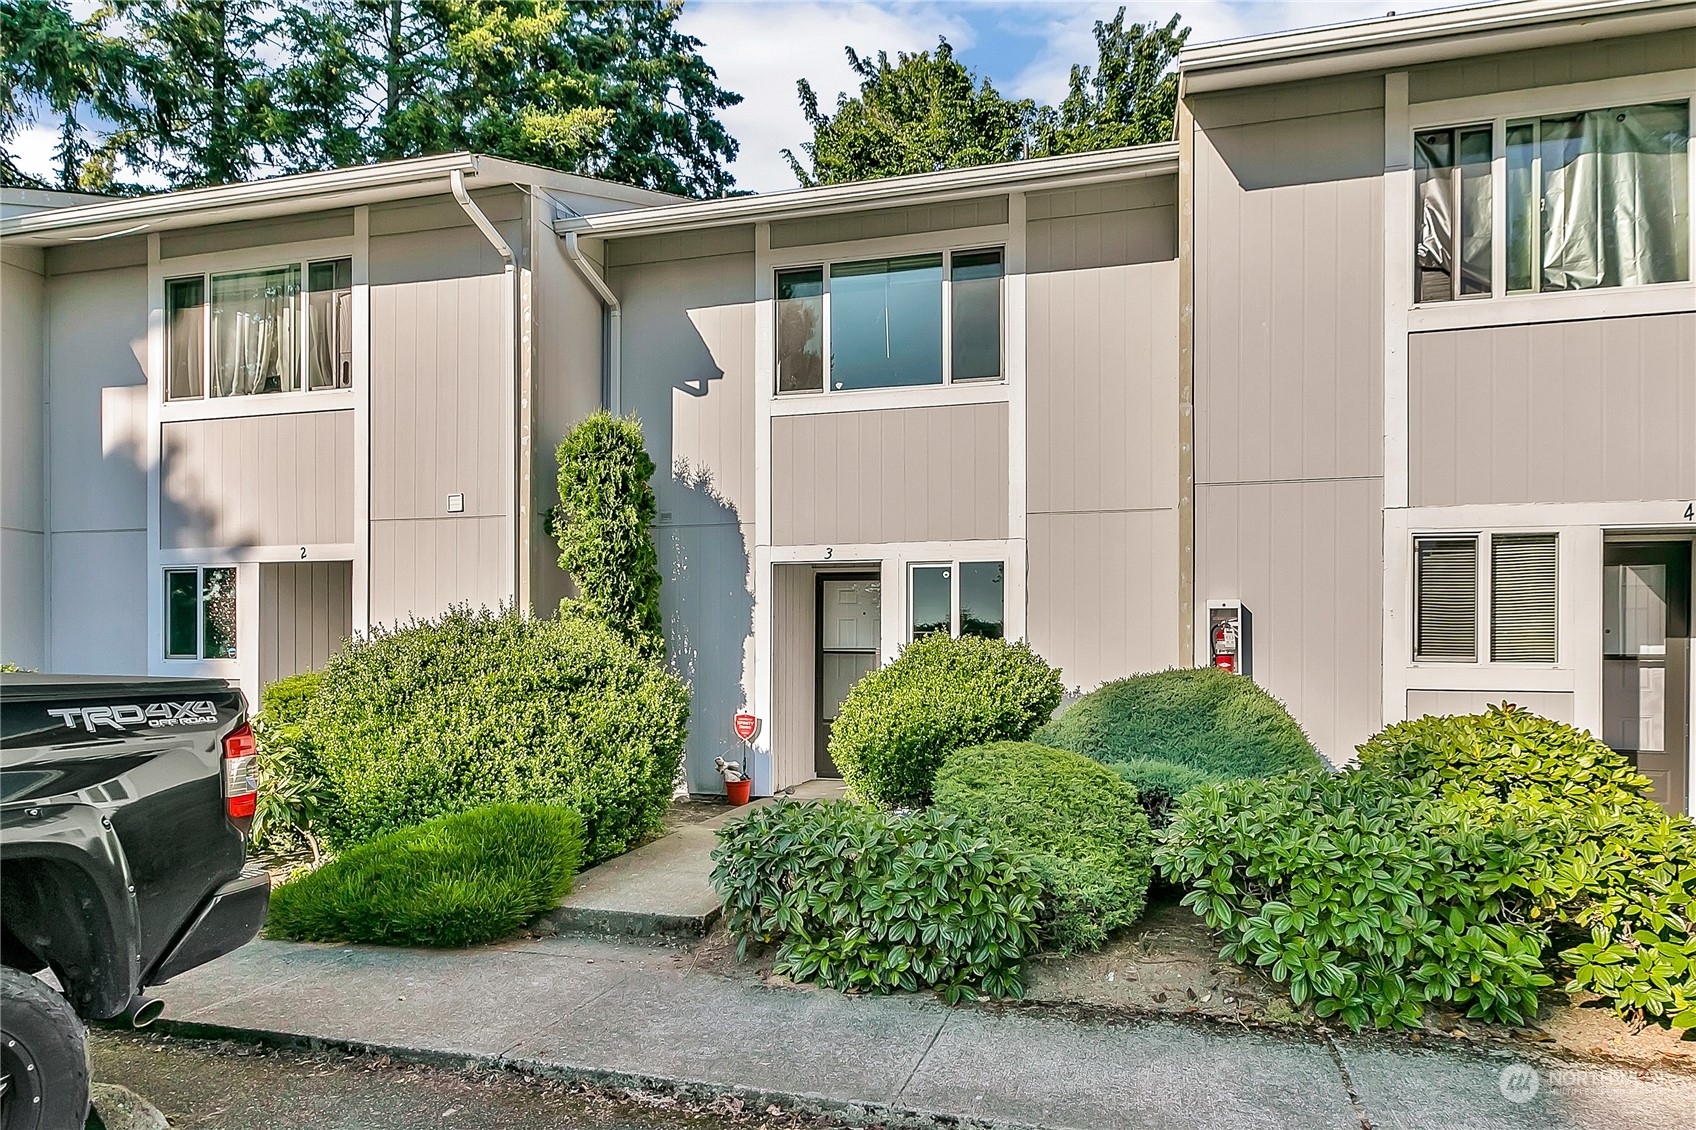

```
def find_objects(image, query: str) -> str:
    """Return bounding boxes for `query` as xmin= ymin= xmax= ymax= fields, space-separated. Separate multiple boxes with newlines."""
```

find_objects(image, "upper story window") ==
xmin=1415 ymin=100 xmax=1690 ymax=303
xmin=166 ymin=257 xmax=353 ymax=401
xmin=775 ymin=247 xmax=1003 ymax=395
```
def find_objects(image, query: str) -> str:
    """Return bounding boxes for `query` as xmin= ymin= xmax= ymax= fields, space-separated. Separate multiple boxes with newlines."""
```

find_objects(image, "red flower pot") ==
xmin=725 ymin=778 xmax=752 ymax=806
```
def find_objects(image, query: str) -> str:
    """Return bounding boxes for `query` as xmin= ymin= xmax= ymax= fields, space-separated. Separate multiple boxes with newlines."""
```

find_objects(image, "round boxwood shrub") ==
xmin=827 ymin=634 xmax=1063 ymax=808
xmin=710 ymin=800 xmax=1040 ymax=1002
xmin=1035 ymin=667 xmax=1321 ymax=778
xmin=267 ymin=804 xmax=584 ymax=947
xmin=934 ymin=742 xmax=1154 ymax=954
xmin=307 ymin=604 xmax=689 ymax=862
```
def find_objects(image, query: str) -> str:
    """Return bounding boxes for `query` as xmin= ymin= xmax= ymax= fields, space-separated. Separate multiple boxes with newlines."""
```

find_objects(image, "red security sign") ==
xmin=733 ymin=713 xmax=759 ymax=742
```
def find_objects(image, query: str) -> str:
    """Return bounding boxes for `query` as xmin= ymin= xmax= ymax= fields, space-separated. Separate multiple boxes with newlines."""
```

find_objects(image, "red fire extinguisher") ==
xmin=1212 ymin=621 xmax=1237 ymax=673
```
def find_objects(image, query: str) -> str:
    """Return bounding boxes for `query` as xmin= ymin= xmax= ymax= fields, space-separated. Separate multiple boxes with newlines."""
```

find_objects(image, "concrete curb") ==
xmin=141 ymin=1016 xmax=1041 ymax=1130
xmin=530 ymin=902 xmax=721 ymax=940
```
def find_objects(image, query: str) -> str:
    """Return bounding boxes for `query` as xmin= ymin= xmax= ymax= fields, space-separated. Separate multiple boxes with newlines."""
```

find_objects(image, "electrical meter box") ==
xmin=1206 ymin=600 xmax=1252 ymax=679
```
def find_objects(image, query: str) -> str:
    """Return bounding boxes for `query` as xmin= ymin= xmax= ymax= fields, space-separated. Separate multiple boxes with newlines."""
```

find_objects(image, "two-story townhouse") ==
xmin=3 ymin=0 xmax=1692 ymax=814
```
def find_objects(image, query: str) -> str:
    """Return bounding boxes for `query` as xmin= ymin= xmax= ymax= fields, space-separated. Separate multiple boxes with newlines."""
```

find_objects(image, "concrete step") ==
xmin=533 ymin=779 xmax=846 ymax=940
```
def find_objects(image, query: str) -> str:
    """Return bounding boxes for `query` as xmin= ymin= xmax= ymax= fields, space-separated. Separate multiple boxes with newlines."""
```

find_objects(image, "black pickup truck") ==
xmin=0 ymin=673 xmax=271 ymax=1129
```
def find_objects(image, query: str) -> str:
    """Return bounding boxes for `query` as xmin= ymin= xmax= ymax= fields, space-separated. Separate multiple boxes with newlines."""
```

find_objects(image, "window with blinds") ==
xmin=1414 ymin=537 xmax=1478 ymax=661
xmin=1491 ymin=534 xmax=1558 ymax=662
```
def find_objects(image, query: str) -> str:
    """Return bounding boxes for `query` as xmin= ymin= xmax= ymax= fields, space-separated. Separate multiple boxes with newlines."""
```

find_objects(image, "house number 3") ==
xmin=823 ymin=547 xmax=834 ymax=559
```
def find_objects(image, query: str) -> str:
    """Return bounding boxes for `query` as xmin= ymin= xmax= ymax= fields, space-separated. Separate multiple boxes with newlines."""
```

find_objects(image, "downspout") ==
xmin=562 ymin=230 xmax=621 ymax=415
xmin=449 ymin=168 xmax=527 ymax=609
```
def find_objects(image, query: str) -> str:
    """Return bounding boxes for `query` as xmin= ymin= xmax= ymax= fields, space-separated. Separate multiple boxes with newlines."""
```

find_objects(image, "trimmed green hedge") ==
xmin=266 ymin=804 xmax=584 ymax=947
xmin=553 ymin=411 xmax=663 ymax=649
xmin=1036 ymin=668 xmax=1321 ymax=779
xmin=305 ymin=604 xmax=689 ymax=862
xmin=934 ymin=742 xmax=1154 ymax=954
xmin=827 ymin=634 xmax=1063 ymax=807
xmin=710 ymin=800 xmax=1040 ymax=1002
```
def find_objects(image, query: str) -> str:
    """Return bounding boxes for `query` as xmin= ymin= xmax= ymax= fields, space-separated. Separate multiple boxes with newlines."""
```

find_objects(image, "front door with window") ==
xmin=1603 ymin=541 xmax=1692 ymax=816
xmin=816 ymin=575 xmax=880 ymax=778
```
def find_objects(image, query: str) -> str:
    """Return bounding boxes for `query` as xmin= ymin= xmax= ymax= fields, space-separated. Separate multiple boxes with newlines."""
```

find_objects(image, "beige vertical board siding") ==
xmin=158 ymin=209 xmax=355 ymax=259
xmin=1192 ymin=107 xmax=1384 ymax=485
xmin=1409 ymin=315 xmax=1696 ymax=507
xmin=609 ymin=242 xmax=756 ymax=526
xmin=771 ymin=563 xmax=816 ymax=790
xmin=768 ymin=197 xmax=1009 ymax=249
xmin=1027 ymin=510 xmax=1181 ymax=693
xmin=160 ymin=412 xmax=355 ymax=548
xmin=1026 ymin=260 xmax=1179 ymax=514
xmin=1406 ymin=689 xmax=1576 ymax=723
xmin=1407 ymin=29 xmax=1696 ymax=103
xmin=367 ymin=516 xmax=507 ymax=626
xmin=1195 ymin=478 xmax=1384 ymax=764
xmin=607 ymin=239 xmax=758 ymax=792
xmin=1026 ymin=176 xmax=1178 ymax=273
xmin=367 ymin=206 xmax=515 ymax=626
xmin=771 ymin=403 xmax=1010 ymax=546
xmin=1189 ymin=87 xmax=1387 ymax=761
xmin=40 ymin=260 xmax=149 ymax=673
xmin=257 ymin=561 xmax=353 ymax=687
xmin=2 ymin=250 xmax=46 ymax=666
xmin=529 ymin=213 xmax=610 ymax=615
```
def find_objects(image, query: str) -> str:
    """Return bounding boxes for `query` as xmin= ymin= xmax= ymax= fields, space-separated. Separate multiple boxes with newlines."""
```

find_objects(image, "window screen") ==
xmin=1491 ymin=534 xmax=1558 ymax=662
xmin=775 ymin=267 xmax=824 ymax=393
xmin=1414 ymin=537 xmax=1478 ymax=661
xmin=950 ymin=249 xmax=1002 ymax=381
xmin=166 ymin=277 xmax=205 ymax=400
xmin=910 ymin=565 xmax=951 ymax=639
xmin=1414 ymin=126 xmax=1492 ymax=302
xmin=307 ymin=258 xmax=353 ymax=390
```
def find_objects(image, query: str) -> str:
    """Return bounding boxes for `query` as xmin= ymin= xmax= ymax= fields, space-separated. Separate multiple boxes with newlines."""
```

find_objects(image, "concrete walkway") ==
xmin=538 ymin=781 xmax=847 ymax=939
xmin=150 ymin=935 xmax=1692 ymax=1130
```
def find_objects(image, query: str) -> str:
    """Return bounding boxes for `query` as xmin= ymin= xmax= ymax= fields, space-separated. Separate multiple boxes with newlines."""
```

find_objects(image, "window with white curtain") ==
xmin=167 ymin=257 xmax=353 ymax=401
xmin=1414 ymin=99 xmax=1690 ymax=302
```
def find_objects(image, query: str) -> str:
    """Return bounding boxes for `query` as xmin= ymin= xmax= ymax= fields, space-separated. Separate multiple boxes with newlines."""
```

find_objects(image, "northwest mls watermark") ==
xmin=1498 ymin=1061 xmax=1641 ymax=1104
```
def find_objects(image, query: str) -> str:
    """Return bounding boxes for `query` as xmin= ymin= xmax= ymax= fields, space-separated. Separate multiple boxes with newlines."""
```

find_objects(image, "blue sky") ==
xmin=10 ymin=1 xmax=1461 ymax=193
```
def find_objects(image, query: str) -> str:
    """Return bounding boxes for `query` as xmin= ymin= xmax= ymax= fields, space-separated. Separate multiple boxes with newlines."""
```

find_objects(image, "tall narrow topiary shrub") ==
xmin=554 ymin=411 xmax=663 ymax=648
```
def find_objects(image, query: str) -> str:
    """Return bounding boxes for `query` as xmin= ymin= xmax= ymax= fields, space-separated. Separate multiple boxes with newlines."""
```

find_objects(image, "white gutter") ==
xmin=449 ymin=167 xmax=527 ymax=609
xmin=1 ymin=152 xmax=481 ymax=243
xmin=562 ymin=230 xmax=622 ymax=415
xmin=555 ymin=143 xmax=1179 ymax=239
xmin=1180 ymin=0 xmax=1692 ymax=91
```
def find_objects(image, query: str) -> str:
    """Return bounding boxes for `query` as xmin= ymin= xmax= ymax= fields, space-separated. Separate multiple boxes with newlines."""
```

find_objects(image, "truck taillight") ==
xmin=222 ymin=723 xmax=259 ymax=820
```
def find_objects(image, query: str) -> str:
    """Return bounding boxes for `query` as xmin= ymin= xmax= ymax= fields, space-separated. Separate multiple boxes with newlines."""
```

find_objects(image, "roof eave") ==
xmin=1181 ymin=0 xmax=1692 ymax=93
xmin=554 ymin=144 xmax=1179 ymax=240
xmin=0 ymin=153 xmax=488 ymax=245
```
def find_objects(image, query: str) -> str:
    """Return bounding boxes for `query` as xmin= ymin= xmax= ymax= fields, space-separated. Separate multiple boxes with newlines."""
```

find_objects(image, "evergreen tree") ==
xmin=108 ymin=0 xmax=295 ymax=186
xmin=783 ymin=39 xmax=1035 ymax=187
xmin=0 ymin=0 xmax=133 ymax=189
xmin=1032 ymin=10 xmax=1188 ymax=156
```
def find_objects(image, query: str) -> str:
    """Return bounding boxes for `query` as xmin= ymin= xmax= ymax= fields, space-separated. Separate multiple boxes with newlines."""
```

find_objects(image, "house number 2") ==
xmin=300 ymin=546 xmax=308 ymax=559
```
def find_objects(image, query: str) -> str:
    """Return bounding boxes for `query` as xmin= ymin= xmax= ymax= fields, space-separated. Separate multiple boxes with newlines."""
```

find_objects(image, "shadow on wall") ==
xmin=662 ymin=458 xmax=752 ymax=797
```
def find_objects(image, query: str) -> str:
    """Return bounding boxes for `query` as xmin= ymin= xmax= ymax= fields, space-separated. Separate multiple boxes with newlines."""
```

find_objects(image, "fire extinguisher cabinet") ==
xmin=1206 ymin=600 xmax=1252 ymax=679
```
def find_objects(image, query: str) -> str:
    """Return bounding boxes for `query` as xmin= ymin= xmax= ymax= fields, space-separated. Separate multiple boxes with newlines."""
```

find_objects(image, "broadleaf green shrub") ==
xmin=1036 ymin=667 xmax=1321 ymax=778
xmin=306 ymin=604 xmax=688 ymax=862
xmin=251 ymin=671 xmax=329 ymax=857
xmin=710 ymin=800 xmax=1040 ymax=1002
xmin=554 ymin=411 xmax=663 ymax=648
xmin=1360 ymin=705 xmax=1695 ymax=1029
xmin=1159 ymin=771 xmax=1555 ymax=1030
xmin=266 ymin=804 xmax=584 ymax=947
xmin=934 ymin=742 xmax=1153 ymax=954
xmin=1110 ymin=757 xmax=1223 ymax=830
xmin=1163 ymin=704 xmax=1696 ymax=1030
xmin=827 ymin=634 xmax=1063 ymax=807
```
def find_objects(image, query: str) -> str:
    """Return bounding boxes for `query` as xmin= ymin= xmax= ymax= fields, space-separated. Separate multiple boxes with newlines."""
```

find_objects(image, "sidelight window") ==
xmin=165 ymin=566 xmax=238 ymax=660
xmin=909 ymin=561 xmax=1005 ymax=641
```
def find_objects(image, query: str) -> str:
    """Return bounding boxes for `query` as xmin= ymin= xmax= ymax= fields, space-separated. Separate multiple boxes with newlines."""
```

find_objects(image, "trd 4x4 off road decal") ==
xmin=47 ymin=700 xmax=218 ymax=732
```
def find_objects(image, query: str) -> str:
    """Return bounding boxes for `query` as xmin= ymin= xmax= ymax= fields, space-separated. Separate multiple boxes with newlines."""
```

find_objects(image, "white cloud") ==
xmin=679 ymin=1 xmax=978 ymax=193
xmin=8 ymin=125 xmax=63 ymax=184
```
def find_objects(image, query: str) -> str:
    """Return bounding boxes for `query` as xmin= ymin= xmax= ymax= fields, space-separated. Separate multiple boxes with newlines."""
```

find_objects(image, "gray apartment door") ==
xmin=816 ymin=575 xmax=880 ymax=778
xmin=1602 ymin=541 xmax=1691 ymax=816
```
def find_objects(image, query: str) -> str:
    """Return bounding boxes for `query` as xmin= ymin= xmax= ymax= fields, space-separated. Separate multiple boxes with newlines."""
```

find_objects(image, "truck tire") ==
xmin=0 ymin=967 xmax=89 ymax=1130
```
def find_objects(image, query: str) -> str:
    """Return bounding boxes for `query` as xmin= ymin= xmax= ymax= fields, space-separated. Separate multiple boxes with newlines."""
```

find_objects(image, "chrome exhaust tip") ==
xmin=124 ymin=996 xmax=166 ymax=1029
